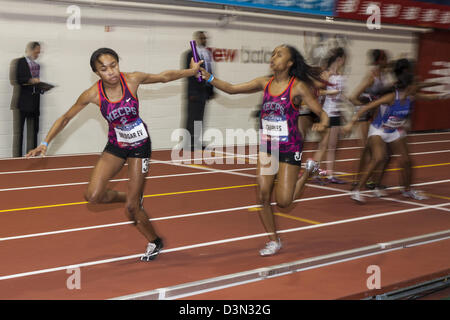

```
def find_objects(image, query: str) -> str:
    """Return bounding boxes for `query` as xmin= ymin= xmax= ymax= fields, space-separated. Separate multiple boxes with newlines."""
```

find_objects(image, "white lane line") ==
xmin=0 ymin=167 xmax=256 ymax=192
xmin=0 ymin=137 xmax=448 ymax=174
xmin=0 ymin=132 xmax=447 ymax=162
xmin=0 ymin=193 xmax=353 ymax=241
xmin=304 ymin=179 xmax=450 ymax=212
xmin=0 ymin=154 xmax=253 ymax=175
xmin=114 ymin=230 xmax=450 ymax=300
xmin=151 ymin=159 xmax=256 ymax=179
xmin=1 ymin=202 xmax=449 ymax=281
xmin=302 ymin=139 xmax=450 ymax=153
xmin=1 ymin=147 xmax=448 ymax=191
xmin=2 ymin=178 xmax=449 ymax=242
xmin=0 ymin=166 xmax=97 ymax=175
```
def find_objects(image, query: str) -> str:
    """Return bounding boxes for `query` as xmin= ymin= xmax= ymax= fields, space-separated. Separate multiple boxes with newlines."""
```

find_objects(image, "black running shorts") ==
xmin=103 ymin=139 xmax=152 ymax=160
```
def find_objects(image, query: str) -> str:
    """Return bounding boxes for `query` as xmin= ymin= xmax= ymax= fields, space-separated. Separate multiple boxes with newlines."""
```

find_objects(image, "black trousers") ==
xmin=185 ymin=93 xmax=207 ymax=150
xmin=13 ymin=110 xmax=39 ymax=157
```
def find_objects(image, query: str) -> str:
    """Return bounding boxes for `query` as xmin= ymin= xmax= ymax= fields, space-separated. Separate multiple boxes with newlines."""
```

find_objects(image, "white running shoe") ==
xmin=402 ymin=189 xmax=429 ymax=200
xmin=140 ymin=238 xmax=164 ymax=262
xmin=259 ymin=239 xmax=282 ymax=256
xmin=373 ymin=187 xmax=387 ymax=198
xmin=351 ymin=190 xmax=365 ymax=203
xmin=305 ymin=159 xmax=319 ymax=175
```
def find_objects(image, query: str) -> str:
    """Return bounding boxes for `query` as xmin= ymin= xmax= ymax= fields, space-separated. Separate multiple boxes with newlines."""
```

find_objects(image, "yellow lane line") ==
xmin=424 ymin=193 xmax=450 ymax=201
xmin=0 ymin=183 xmax=258 ymax=214
xmin=274 ymin=212 xmax=321 ymax=225
xmin=248 ymin=207 xmax=321 ymax=225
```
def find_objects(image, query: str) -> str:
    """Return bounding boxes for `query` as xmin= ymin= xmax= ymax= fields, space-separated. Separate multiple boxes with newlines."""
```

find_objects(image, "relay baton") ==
xmin=190 ymin=40 xmax=203 ymax=82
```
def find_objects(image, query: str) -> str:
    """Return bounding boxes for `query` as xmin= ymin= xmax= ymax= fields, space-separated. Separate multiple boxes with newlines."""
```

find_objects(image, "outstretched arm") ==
xmin=130 ymin=58 xmax=203 ymax=84
xmin=199 ymin=67 xmax=268 ymax=95
xmin=342 ymin=92 xmax=395 ymax=135
xmin=26 ymin=87 xmax=96 ymax=157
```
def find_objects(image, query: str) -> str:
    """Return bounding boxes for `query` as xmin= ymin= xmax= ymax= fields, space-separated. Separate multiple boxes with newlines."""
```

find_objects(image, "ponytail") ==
xmin=326 ymin=47 xmax=346 ymax=69
xmin=394 ymin=58 xmax=414 ymax=90
xmin=283 ymin=44 xmax=324 ymax=87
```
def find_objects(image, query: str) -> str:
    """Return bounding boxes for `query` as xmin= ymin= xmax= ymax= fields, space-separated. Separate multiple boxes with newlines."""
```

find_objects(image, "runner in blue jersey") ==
xmin=344 ymin=59 xmax=450 ymax=203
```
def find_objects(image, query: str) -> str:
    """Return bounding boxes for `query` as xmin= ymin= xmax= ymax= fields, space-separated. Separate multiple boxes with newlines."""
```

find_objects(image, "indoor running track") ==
xmin=0 ymin=132 xmax=449 ymax=300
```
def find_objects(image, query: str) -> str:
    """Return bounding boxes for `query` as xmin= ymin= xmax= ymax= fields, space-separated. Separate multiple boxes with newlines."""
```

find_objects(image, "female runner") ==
xmin=26 ymin=47 xmax=203 ymax=261
xmin=200 ymin=44 xmax=328 ymax=256
xmin=344 ymin=59 xmax=449 ymax=203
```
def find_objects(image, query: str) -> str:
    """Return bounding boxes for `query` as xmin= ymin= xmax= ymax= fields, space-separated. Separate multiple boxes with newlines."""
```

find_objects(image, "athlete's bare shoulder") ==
xmin=78 ymin=82 xmax=101 ymax=106
xmin=259 ymin=76 xmax=272 ymax=88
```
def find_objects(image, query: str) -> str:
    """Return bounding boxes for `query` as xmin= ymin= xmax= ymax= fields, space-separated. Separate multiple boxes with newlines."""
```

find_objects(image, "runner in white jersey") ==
xmin=311 ymin=47 xmax=348 ymax=184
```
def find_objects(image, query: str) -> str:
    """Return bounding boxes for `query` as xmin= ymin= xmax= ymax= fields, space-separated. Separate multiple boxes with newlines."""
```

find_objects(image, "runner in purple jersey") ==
xmin=26 ymin=48 xmax=203 ymax=261
xmin=200 ymin=45 xmax=328 ymax=256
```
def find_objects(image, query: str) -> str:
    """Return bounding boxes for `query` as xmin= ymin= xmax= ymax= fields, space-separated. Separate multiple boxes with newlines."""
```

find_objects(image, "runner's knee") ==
xmin=276 ymin=196 xmax=292 ymax=208
xmin=84 ymin=189 xmax=103 ymax=204
xmin=125 ymin=200 xmax=140 ymax=223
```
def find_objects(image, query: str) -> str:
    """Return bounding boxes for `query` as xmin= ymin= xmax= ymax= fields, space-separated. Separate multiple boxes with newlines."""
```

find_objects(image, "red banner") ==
xmin=411 ymin=29 xmax=450 ymax=131
xmin=335 ymin=0 xmax=450 ymax=29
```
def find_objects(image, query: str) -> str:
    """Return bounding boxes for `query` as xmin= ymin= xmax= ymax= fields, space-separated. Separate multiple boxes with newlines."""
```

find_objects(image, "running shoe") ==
xmin=402 ymin=189 xmax=429 ymax=201
xmin=305 ymin=159 xmax=319 ymax=174
xmin=312 ymin=176 xmax=328 ymax=185
xmin=351 ymin=190 xmax=365 ymax=203
xmin=328 ymin=176 xmax=347 ymax=184
xmin=141 ymin=237 xmax=164 ymax=261
xmin=373 ymin=187 xmax=387 ymax=198
xmin=259 ymin=238 xmax=282 ymax=256
xmin=366 ymin=181 xmax=376 ymax=190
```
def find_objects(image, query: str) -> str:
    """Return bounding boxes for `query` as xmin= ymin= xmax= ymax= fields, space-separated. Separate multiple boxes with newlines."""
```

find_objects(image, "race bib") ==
xmin=114 ymin=118 xmax=148 ymax=145
xmin=262 ymin=116 xmax=288 ymax=142
xmin=384 ymin=116 xmax=406 ymax=129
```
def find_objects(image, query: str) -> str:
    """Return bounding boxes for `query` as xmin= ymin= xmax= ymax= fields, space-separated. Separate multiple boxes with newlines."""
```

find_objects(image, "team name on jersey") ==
xmin=392 ymin=110 xmax=410 ymax=116
xmin=262 ymin=102 xmax=285 ymax=114
xmin=106 ymin=105 xmax=138 ymax=122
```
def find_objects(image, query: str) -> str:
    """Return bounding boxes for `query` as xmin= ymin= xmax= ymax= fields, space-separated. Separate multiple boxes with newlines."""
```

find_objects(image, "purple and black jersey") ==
xmin=98 ymin=73 xmax=149 ymax=149
xmin=260 ymin=77 xmax=303 ymax=155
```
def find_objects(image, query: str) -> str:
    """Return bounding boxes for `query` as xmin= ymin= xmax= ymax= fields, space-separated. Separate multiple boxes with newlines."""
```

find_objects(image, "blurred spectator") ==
xmin=183 ymin=31 xmax=215 ymax=151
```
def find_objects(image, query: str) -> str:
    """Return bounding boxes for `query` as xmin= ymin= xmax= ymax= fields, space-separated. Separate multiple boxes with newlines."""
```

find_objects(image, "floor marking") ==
xmin=424 ymin=193 xmax=450 ymax=201
xmin=0 ymin=167 xmax=256 ymax=192
xmin=3 ymin=221 xmax=449 ymax=282
xmin=0 ymin=183 xmax=258 ymax=214
xmin=250 ymin=207 xmax=321 ymax=225
xmin=0 ymin=139 xmax=448 ymax=174
xmin=113 ymin=230 xmax=450 ymax=300
xmin=274 ymin=212 xmax=321 ymax=225
xmin=2 ymin=178 xmax=449 ymax=242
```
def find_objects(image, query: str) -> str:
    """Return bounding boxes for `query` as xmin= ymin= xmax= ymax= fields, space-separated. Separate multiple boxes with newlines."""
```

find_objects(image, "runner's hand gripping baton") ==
xmin=190 ymin=40 xmax=203 ymax=82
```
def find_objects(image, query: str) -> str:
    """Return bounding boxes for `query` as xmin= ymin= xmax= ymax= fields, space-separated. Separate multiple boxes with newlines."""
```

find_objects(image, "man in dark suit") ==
xmin=14 ymin=41 xmax=42 ymax=157
xmin=183 ymin=31 xmax=214 ymax=151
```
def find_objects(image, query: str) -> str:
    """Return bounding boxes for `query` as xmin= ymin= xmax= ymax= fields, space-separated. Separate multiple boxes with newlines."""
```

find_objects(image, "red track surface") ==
xmin=0 ymin=132 xmax=449 ymax=300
